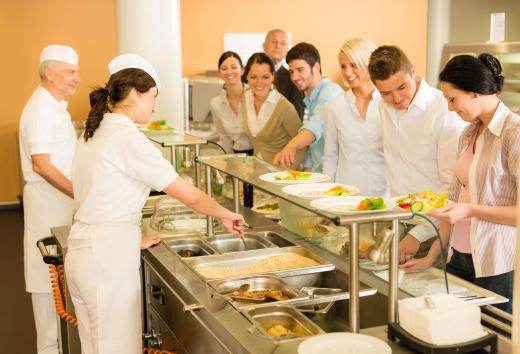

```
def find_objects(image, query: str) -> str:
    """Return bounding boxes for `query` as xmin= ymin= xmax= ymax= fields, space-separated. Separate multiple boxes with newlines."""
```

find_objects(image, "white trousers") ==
xmin=31 ymin=292 xmax=59 ymax=354
xmin=65 ymin=223 xmax=142 ymax=354
xmin=66 ymin=246 xmax=99 ymax=354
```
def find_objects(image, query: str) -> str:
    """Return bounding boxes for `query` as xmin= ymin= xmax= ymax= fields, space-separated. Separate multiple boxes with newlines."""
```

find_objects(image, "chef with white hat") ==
xmin=64 ymin=53 xmax=244 ymax=353
xmin=18 ymin=44 xmax=80 ymax=354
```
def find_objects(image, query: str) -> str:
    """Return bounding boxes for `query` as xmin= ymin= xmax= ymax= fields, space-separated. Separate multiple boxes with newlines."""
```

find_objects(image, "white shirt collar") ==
xmin=487 ymin=101 xmax=510 ymax=137
xmin=408 ymin=77 xmax=428 ymax=112
xmin=103 ymin=112 xmax=139 ymax=131
xmin=345 ymin=87 xmax=380 ymax=105
xmin=38 ymin=85 xmax=68 ymax=111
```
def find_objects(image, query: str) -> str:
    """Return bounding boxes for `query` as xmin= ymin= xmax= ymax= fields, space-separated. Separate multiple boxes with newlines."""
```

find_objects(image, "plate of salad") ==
xmin=392 ymin=189 xmax=448 ymax=213
xmin=259 ymin=170 xmax=329 ymax=184
xmin=138 ymin=120 xmax=175 ymax=136
xmin=310 ymin=196 xmax=392 ymax=215
xmin=281 ymin=183 xmax=359 ymax=199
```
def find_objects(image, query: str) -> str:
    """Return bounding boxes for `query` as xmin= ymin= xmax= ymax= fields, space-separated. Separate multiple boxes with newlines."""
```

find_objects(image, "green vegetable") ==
xmin=357 ymin=197 xmax=386 ymax=211
xmin=411 ymin=201 xmax=424 ymax=212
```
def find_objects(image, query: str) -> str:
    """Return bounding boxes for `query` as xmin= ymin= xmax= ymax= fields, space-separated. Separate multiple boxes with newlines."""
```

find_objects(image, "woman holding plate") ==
xmin=403 ymin=54 xmax=520 ymax=313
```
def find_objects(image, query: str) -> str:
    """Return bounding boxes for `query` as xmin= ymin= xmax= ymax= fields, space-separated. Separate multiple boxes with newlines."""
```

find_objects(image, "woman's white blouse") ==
xmin=245 ymin=89 xmax=282 ymax=137
xmin=323 ymin=90 xmax=389 ymax=197
xmin=210 ymin=90 xmax=252 ymax=153
xmin=72 ymin=113 xmax=178 ymax=225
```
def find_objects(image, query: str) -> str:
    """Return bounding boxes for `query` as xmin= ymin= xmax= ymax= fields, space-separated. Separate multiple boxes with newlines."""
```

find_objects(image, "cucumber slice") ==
xmin=411 ymin=201 xmax=423 ymax=212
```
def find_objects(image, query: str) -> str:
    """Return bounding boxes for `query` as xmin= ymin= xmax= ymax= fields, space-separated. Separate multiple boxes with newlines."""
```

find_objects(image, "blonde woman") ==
xmin=323 ymin=38 xmax=388 ymax=196
xmin=242 ymin=52 xmax=305 ymax=168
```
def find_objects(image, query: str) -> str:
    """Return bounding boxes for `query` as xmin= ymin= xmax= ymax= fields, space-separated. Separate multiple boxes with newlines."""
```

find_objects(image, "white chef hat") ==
xmin=39 ymin=45 xmax=78 ymax=65
xmin=108 ymin=53 xmax=161 ymax=89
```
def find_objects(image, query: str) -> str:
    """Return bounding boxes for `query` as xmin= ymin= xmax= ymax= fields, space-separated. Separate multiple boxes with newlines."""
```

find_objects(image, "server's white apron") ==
xmin=23 ymin=182 xmax=73 ymax=292
xmin=65 ymin=221 xmax=142 ymax=354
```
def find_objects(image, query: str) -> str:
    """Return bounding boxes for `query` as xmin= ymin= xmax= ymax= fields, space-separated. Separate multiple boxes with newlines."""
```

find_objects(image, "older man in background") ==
xmin=19 ymin=44 xmax=80 ymax=354
xmin=263 ymin=29 xmax=305 ymax=119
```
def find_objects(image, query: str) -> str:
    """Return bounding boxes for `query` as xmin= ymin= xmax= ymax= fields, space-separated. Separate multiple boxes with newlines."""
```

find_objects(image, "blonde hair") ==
xmin=339 ymin=38 xmax=377 ymax=83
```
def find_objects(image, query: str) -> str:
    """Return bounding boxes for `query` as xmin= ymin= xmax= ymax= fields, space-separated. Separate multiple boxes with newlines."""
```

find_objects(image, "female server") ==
xmin=65 ymin=54 xmax=244 ymax=353
xmin=403 ymin=54 xmax=520 ymax=313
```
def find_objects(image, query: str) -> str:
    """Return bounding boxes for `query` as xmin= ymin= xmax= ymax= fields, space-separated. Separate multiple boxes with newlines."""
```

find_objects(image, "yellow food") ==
xmin=267 ymin=325 xmax=292 ymax=337
xmin=198 ymin=254 xmax=320 ymax=279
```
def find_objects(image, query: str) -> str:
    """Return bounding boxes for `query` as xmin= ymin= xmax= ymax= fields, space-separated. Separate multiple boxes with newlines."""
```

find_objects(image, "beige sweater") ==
xmin=241 ymin=93 xmax=306 ymax=169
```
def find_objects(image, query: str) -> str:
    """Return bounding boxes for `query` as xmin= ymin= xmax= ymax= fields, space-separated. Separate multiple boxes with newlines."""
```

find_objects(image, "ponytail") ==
xmin=84 ymin=87 xmax=109 ymax=142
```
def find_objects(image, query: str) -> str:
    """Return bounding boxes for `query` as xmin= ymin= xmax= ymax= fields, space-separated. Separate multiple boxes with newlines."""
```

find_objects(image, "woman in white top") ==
xmin=210 ymin=51 xmax=253 ymax=154
xmin=323 ymin=38 xmax=388 ymax=197
xmin=65 ymin=54 xmax=244 ymax=353
xmin=241 ymin=52 xmax=305 ymax=168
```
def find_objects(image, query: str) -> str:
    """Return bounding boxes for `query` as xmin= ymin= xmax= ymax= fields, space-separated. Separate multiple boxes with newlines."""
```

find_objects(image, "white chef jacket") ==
xmin=67 ymin=112 xmax=179 ymax=354
xmin=72 ymin=113 xmax=178 ymax=226
xmin=19 ymin=86 xmax=77 ymax=183
xmin=245 ymin=89 xmax=282 ymax=137
xmin=210 ymin=90 xmax=252 ymax=153
xmin=379 ymin=78 xmax=466 ymax=241
xmin=323 ymin=89 xmax=388 ymax=197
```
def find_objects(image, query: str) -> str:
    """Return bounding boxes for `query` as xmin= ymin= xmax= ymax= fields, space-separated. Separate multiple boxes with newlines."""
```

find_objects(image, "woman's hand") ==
xmin=401 ymin=256 xmax=435 ymax=272
xmin=426 ymin=202 xmax=473 ymax=224
xmin=141 ymin=236 xmax=161 ymax=250
xmin=219 ymin=211 xmax=245 ymax=237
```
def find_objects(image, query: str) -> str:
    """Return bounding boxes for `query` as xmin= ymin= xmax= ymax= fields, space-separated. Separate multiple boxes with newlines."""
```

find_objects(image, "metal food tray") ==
xmin=162 ymin=237 xmax=218 ymax=257
xmin=242 ymin=305 xmax=324 ymax=343
xmin=182 ymin=247 xmax=335 ymax=281
xmin=207 ymin=233 xmax=278 ymax=253
xmin=208 ymin=275 xmax=309 ymax=308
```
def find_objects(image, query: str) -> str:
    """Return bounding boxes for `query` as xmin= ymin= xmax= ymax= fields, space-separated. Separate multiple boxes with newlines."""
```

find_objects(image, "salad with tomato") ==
xmin=147 ymin=119 xmax=174 ymax=131
xmin=356 ymin=197 xmax=386 ymax=211
xmin=274 ymin=170 xmax=312 ymax=181
xmin=395 ymin=189 xmax=448 ymax=212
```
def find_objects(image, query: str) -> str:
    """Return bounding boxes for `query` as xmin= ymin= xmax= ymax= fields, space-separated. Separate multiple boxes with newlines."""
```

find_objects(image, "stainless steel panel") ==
xmin=145 ymin=264 xmax=233 ymax=354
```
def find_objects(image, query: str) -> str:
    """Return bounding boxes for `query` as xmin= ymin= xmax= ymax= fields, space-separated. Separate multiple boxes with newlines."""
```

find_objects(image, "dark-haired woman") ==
xmin=65 ymin=54 xmax=244 ymax=353
xmin=403 ymin=54 xmax=520 ymax=313
xmin=241 ymin=52 xmax=305 ymax=168
xmin=210 ymin=52 xmax=254 ymax=206
xmin=210 ymin=51 xmax=252 ymax=154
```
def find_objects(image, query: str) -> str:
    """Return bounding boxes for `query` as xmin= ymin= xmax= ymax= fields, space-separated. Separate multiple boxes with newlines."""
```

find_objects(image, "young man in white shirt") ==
xmin=19 ymin=44 xmax=80 ymax=354
xmin=368 ymin=45 xmax=465 ymax=262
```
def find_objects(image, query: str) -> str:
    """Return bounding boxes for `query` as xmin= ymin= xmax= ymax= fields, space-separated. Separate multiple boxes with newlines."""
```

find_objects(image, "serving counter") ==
xmin=138 ymin=155 xmax=512 ymax=354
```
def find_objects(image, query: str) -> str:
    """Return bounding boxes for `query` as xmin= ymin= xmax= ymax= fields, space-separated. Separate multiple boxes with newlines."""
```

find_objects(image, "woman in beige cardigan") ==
xmin=241 ymin=52 xmax=306 ymax=169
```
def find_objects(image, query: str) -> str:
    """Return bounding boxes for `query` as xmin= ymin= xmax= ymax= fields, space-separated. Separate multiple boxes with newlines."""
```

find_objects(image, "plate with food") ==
xmin=252 ymin=202 xmax=280 ymax=215
xmin=310 ymin=196 xmax=392 ymax=215
xmin=281 ymin=183 xmax=359 ymax=200
xmin=392 ymin=189 xmax=448 ymax=213
xmin=138 ymin=120 xmax=176 ymax=136
xmin=259 ymin=170 xmax=329 ymax=184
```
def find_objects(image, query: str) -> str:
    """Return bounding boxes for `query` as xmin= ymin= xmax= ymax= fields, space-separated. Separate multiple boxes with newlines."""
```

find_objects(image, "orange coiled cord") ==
xmin=49 ymin=264 xmax=78 ymax=326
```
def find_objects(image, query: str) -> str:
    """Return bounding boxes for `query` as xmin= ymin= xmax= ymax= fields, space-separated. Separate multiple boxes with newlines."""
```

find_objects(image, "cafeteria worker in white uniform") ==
xmin=65 ymin=54 xmax=245 ymax=354
xmin=19 ymin=44 xmax=80 ymax=354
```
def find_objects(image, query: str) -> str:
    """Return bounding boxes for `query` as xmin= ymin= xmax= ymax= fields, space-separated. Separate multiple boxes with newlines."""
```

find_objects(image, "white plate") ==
xmin=281 ymin=183 xmax=359 ymax=200
xmin=259 ymin=172 xmax=330 ymax=184
xmin=298 ymin=332 xmax=391 ymax=354
xmin=310 ymin=196 xmax=393 ymax=215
